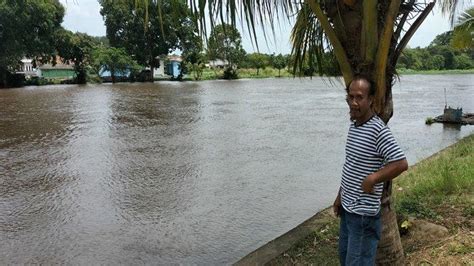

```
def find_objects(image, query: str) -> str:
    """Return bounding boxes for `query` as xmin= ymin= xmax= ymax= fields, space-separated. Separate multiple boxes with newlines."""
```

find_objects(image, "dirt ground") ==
xmin=401 ymin=203 xmax=473 ymax=265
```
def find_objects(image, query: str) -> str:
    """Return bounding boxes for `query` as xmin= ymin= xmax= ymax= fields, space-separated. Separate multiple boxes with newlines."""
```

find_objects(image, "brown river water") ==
xmin=0 ymin=75 xmax=473 ymax=264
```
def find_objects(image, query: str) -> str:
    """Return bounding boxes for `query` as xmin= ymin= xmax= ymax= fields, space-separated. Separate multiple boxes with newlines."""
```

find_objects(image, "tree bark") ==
xmin=111 ymin=68 xmax=116 ymax=83
xmin=376 ymin=197 xmax=405 ymax=265
xmin=375 ymin=90 xmax=405 ymax=265
xmin=0 ymin=68 xmax=8 ymax=88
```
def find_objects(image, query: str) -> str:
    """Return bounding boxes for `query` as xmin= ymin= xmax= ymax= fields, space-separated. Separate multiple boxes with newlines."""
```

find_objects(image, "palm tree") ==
xmin=451 ymin=7 xmax=474 ymax=50
xmin=139 ymin=0 xmax=466 ymax=264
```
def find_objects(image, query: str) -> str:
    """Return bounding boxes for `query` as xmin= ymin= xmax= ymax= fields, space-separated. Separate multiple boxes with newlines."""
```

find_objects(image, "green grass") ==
xmin=268 ymin=221 xmax=340 ymax=266
xmin=397 ymin=68 xmax=474 ymax=75
xmin=425 ymin=117 xmax=435 ymax=125
xmin=191 ymin=67 xmax=297 ymax=80
xmin=193 ymin=68 xmax=474 ymax=81
xmin=393 ymin=135 xmax=474 ymax=220
xmin=269 ymin=134 xmax=473 ymax=264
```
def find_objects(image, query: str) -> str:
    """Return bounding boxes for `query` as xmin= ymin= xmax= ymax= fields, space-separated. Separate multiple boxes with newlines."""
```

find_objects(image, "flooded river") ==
xmin=0 ymin=75 xmax=473 ymax=264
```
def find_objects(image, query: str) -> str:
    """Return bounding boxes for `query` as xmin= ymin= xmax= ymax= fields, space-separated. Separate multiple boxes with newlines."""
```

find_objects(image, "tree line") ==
xmin=0 ymin=1 xmax=472 ymax=88
xmin=397 ymin=31 xmax=473 ymax=71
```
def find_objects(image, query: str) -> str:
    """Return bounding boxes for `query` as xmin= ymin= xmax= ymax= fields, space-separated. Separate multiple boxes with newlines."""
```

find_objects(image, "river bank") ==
xmin=198 ymin=68 xmax=474 ymax=80
xmin=5 ymin=68 xmax=473 ymax=88
xmin=237 ymin=134 xmax=473 ymax=265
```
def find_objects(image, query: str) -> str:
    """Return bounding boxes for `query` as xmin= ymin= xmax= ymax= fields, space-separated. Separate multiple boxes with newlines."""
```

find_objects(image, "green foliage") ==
xmin=394 ymin=135 xmax=474 ymax=219
xmin=223 ymin=67 xmax=238 ymax=80
xmin=246 ymin=53 xmax=268 ymax=75
xmin=92 ymin=46 xmax=139 ymax=83
xmin=397 ymin=197 xmax=438 ymax=219
xmin=99 ymin=0 xmax=198 ymax=80
xmin=429 ymin=31 xmax=453 ymax=47
xmin=185 ymin=54 xmax=206 ymax=81
xmin=181 ymin=21 xmax=205 ymax=81
xmin=207 ymin=23 xmax=246 ymax=79
xmin=55 ymin=30 xmax=96 ymax=84
xmin=454 ymin=54 xmax=473 ymax=69
xmin=398 ymin=34 xmax=473 ymax=71
xmin=425 ymin=117 xmax=434 ymax=125
xmin=271 ymin=54 xmax=288 ymax=77
xmin=0 ymin=0 xmax=65 ymax=87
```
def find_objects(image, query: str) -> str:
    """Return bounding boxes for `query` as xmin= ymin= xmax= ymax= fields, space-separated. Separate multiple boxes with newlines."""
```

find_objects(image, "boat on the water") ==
xmin=433 ymin=106 xmax=474 ymax=125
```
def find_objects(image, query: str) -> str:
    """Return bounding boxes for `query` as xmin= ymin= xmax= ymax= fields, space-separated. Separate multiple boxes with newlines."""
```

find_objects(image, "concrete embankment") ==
xmin=235 ymin=207 xmax=335 ymax=265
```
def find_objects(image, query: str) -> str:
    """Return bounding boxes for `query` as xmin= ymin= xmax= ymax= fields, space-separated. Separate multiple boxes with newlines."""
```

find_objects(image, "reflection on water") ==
xmin=0 ymin=76 xmax=473 ymax=264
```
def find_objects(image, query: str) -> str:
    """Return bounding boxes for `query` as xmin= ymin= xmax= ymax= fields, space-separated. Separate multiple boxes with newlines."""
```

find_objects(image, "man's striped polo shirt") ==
xmin=340 ymin=115 xmax=406 ymax=216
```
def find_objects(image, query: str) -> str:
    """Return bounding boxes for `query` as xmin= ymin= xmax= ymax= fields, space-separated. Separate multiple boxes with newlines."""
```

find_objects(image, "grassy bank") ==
xmin=397 ymin=68 xmax=474 ymax=75
xmin=269 ymin=134 xmax=473 ymax=265
xmin=196 ymin=68 xmax=474 ymax=81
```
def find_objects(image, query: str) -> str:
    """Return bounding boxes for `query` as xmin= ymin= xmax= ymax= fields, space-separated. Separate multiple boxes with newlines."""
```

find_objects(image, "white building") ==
xmin=206 ymin=59 xmax=229 ymax=69
xmin=17 ymin=58 xmax=38 ymax=78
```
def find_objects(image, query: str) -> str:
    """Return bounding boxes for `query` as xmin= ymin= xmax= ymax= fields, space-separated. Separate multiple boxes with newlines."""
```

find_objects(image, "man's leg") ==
xmin=344 ymin=212 xmax=381 ymax=265
xmin=338 ymin=208 xmax=349 ymax=265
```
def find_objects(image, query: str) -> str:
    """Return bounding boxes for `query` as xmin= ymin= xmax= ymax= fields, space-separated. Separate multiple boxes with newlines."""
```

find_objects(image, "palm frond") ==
xmin=183 ymin=0 xmax=298 ymax=50
xmin=290 ymin=2 xmax=327 ymax=77
xmin=438 ymin=0 xmax=473 ymax=25
xmin=451 ymin=7 xmax=474 ymax=49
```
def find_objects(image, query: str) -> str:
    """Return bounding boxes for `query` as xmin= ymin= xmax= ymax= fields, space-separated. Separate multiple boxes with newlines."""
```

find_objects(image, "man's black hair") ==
xmin=345 ymin=75 xmax=376 ymax=96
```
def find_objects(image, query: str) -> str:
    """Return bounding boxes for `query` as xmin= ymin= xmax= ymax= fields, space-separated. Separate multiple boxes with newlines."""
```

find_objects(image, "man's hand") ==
xmin=361 ymin=173 xmax=377 ymax=193
xmin=333 ymin=193 xmax=341 ymax=217
xmin=361 ymin=159 xmax=408 ymax=193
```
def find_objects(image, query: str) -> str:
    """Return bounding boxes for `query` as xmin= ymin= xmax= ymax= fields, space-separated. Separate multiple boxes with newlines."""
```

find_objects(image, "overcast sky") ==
xmin=60 ymin=0 xmax=454 ymax=54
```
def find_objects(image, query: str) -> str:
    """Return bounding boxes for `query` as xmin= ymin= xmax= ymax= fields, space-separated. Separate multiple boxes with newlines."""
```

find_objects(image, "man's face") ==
xmin=346 ymin=79 xmax=373 ymax=122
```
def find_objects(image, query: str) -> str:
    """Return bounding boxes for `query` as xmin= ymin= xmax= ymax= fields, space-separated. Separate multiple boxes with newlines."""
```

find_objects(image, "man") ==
xmin=333 ymin=76 xmax=408 ymax=265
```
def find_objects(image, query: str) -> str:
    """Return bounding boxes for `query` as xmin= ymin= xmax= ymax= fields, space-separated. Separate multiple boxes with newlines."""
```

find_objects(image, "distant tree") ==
xmin=272 ymin=54 xmax=288 ymax=77
xmin=91 ymin=36 xmax=110 ymax=47
xmin=56 ymin=30 xmax=96 ymax=84
xmin=0 ymin=0 xmax=65 ymax=87
xmin=180 ymin=15 xmax=204 ymax=81
xmin=454 ymin=54 xmax=473 ymax=69
xmin=247 ymin=53 xmax=268 ymax=75
xmin=429 ymin=31 xmax=453 ymax=47
xmin=398 ymin=49 xmax=423 ymax=70
xmin=99 ymin=0 xmax=198 ymax=80
xmin=207 ymin=23 xmax=246 ymax=79
xmin=92 ymin=46 xmax=139 ymax=83
xmin=432 ymin=45 xmax=456 ymax=69
xmin=424 ymin=55 xmax=445 ymax=70
xmin=184 ymin=52 xmax=205 ymax=81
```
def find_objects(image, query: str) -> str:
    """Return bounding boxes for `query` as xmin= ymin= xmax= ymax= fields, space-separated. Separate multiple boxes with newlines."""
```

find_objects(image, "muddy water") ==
xmin=0 ymin=75 xmax=472 ymax=264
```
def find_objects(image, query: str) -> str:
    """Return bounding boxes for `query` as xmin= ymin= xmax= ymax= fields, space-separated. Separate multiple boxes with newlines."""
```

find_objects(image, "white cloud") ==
xmin=60 ymin=0 xmax=106 ymax=36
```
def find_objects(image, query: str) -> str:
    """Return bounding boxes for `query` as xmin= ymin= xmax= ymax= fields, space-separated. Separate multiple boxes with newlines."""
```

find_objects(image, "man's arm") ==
xmin=333 ymin=187 xmax=342 ymax=216
xmin=361 ymin=159 xmax=408 ymax=193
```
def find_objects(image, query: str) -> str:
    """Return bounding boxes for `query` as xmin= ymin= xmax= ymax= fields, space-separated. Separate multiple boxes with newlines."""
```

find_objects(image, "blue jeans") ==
xmin=338 ymin=208 xmax=381 ymax=266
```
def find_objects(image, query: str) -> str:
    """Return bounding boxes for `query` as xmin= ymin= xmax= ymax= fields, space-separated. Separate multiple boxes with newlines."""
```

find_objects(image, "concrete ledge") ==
xmin=234 ymin=207 xmax=334 ymax=265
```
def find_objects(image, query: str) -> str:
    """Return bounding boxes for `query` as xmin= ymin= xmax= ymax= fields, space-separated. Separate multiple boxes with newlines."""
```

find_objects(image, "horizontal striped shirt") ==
xmin=341 ymin=115 xmax=405 ymax=216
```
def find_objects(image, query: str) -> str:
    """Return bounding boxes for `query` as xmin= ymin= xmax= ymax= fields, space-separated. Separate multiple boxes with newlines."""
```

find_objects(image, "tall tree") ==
xmin=247 ymin=53 xmax=268 ymax=75
xmin=0 ymin=0 xmax=65 ymax=88
xmin=180 ymin=13 xmax=204 ymax=80
xmin=56 ymin=30 xmax=96 ymax=84
xmin=272 ymin=54 xmax=288 ymax=77
xmin=92 ymin=46 xmax=139 ymax=83
xmin=207 ymin=23 xmax=246 ymax=79
xmin=99 ymin=0 xmax=198 ymax=80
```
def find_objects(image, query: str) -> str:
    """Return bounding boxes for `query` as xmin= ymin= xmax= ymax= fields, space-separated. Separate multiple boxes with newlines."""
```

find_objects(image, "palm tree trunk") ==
xmin=375 ymin=90 xmax=405 ymax=265
xmin=376 ymin=194 xmax=405 ymax=265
